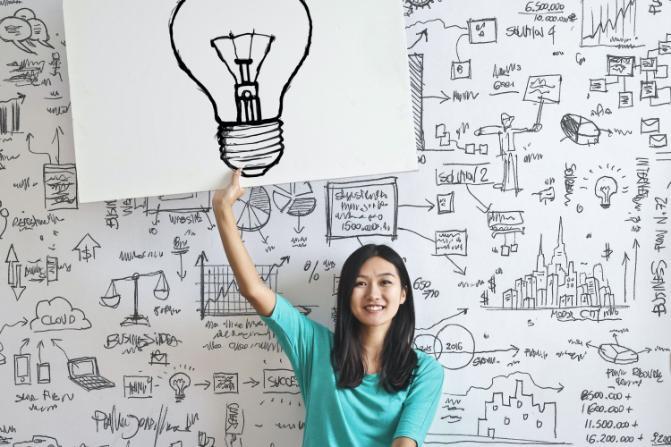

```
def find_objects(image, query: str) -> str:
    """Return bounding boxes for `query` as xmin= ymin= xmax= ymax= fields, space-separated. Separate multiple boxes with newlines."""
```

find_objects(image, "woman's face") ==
xmin=349 ymin=256 xmax=407 ymax=331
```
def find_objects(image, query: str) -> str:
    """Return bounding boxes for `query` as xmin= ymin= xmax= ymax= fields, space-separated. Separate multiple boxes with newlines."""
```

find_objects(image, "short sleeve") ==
xmin=260 ymin=293 xmax=317 ymax=390
xmin=393 ymin=355 xmax=444 ymax=446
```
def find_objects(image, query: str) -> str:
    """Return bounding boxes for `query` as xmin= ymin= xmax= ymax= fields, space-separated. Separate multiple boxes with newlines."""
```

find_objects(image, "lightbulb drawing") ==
xmin=169 ymin=0 xmax=313 ymax=177
xmin=169 ymin=372 xmax=191 ymax=402
xmin=594 ymin=175 xmax=618 ymax=209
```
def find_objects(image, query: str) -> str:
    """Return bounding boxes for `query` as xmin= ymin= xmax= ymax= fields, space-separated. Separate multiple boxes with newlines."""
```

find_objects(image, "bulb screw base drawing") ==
xmin=218 ymin=118 xmax=284 ymax=177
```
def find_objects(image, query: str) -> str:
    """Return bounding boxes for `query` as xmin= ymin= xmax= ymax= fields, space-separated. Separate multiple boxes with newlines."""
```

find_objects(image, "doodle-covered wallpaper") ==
xmin=0 ymin=0 xmax=670 ymax=446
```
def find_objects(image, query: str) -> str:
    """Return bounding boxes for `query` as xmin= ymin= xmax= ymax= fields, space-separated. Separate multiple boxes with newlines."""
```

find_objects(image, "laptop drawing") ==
xmin=67 ymin=357 xmax=115 ymax=391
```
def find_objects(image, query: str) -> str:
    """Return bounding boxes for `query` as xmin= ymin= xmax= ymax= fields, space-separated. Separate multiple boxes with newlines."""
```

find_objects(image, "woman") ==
xmin=213 ymin=170 xmax=444 ymax=447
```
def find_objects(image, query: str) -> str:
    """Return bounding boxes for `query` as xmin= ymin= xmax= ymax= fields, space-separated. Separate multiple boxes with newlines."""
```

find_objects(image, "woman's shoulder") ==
xmin=412 ymin=349 xmax=444 ymax=381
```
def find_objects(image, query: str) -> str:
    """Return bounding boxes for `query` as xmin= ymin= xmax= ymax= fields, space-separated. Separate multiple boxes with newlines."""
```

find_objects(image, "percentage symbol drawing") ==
xmin=303 ymin=259 xmax=320 ymax=283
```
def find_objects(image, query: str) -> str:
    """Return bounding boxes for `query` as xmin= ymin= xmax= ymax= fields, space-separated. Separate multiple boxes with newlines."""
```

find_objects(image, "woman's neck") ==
xmin=360 ymin=325 xmax=388 ymax=374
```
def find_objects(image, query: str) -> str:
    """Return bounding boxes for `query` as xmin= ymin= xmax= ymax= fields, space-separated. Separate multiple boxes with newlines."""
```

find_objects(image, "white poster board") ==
xmin=62 ymin=0 xmax=416 ymax=202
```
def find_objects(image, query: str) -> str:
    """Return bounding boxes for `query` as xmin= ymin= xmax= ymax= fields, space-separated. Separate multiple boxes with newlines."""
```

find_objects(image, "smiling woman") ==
xmin=213 ymin=170 xmax=444 ymax=447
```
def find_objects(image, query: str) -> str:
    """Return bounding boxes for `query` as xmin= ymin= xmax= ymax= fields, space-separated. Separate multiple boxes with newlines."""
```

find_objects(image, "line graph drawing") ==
xmin=196 ymin=252 xmax=289 ymax=319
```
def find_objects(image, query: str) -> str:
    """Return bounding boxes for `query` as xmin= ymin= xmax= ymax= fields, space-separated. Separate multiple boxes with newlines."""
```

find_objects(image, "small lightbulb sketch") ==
xmin=169 ymin=0 xmax=313 ymax=177
xmin=594 ymin=175 xmax=618 ymax=209
xmin=169 ymin=372 xmax=191 ymax=403
xmin=580 ymin=164 xmax=628 ymax=210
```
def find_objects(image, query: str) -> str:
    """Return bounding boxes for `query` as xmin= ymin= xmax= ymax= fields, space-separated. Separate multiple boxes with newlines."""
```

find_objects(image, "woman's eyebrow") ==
xmin=356 ymin=272 xmax=397 ymax=278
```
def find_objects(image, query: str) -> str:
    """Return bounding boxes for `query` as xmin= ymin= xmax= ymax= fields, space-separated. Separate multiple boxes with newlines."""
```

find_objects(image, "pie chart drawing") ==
xmin=233 ymin=187 xmax=271 ymax=231
xmin=560 ymin=113 xmax=601 ymax=146
xmin=597 ymin=343 xmax=639 ymax=365
xmin=272 ymin=182 xmax=317 ymax=217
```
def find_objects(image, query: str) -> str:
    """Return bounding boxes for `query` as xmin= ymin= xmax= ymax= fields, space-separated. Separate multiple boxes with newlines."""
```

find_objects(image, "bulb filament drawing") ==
xmin=169 ymin=0 xmax=313 ymax=177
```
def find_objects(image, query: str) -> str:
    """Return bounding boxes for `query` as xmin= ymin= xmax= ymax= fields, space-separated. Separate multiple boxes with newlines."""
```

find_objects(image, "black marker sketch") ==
xmin=67 ymin=357 xmax=115 ymax=391
xmin=436 ymin=193 xmax=454 ymax=214
xmin=474 ymin=112 xmax=542 ymax=195
xmin=0 ymin=8 xmax=53 ymax=54
xmin=4 ymin=59 xmax=46 ymax=87
xmin=533 ymin=186 xmax=556 ymax=204
xmin=404 ymin=0 xmax=442 ymax=16
xmin=37 ymin=362 xmax=50 ymax=384
xmin=14 ymin=353 xmax=31 ymax=385
xmin=325 ymin=177 xmax=398 ymax=243
xmin=169 ymin=372 xmax=191 ymax=402
xmin=488 ymin=219 xmax=624 ymax=322
xmin=12 ymin=435 xmax=61 ymax=447
xmin=0 ymin=341 xmax=4 ymax=365
xmin=467 ymin=18 xmax=497 ymax=44
xmin=0 ymin=200 xmax=8 ymax=239
xmin=123 ymin=375 xmax=153 ymax=399
xmin=560 ymin=114 xmax=601 ymax=145
xmin=49 ymin=52 xmax=62 ymax=81
xmin=427 ymin=373 xmax=565 ymax=445
xmin=100 ymin=271 xmax=170 ymax=326
xmin=395 ymin=225 xmax=467 ymax=275
xmin=149 ymin=350 xmax=169 ymax=366
xmin=43 ymin=163 xmax=78 ymax=211
xmin=197 ymin=251 xmax=289 ymax=319
xmin=169 ymin=0 xmax=313 ymax=177
xmin=580 ymin=164 xmax=628 ymax=209
xmin=415 ymin=323 xmax=474 ymax=370
xmin=649 ymin=133 xmax=668 ymax=148
xmin=272 ymin=182 xmax=316 ymax=233
xmin=640 ymin=117 xmax=660 ymax=133
xmin=72 ymin=233 xmax=100 ymax=262
xmin=477 ymin=380 xmax=557 ymax=440
xmin=172 ymin=236 xmax=190 ymax=281
xmin=0 ymin=93 xmax=24 ymax=134
xmin=199 ymin=431 xmax=216 ymax=447
xmin=263 ymin=369 xmax=300 ymax=394
xmin=587 ymin=334 xmax=650 ymax=364
xmin=408 ymin=53 xmax=425 ymax=150
xmin=30 ymin=296 xmax=91 ymax=332
xmin=5 ymin=244 xmax=25 ymax=300
xmin=580 ymin=0 xmax=640 ymax=48
xmin=213 ymin=372 xmax=239 ymax=394
xmin=233 ymin=187 xmax=271 ymax=232
xmin=142 ymin=192 xmax=212 ymax=229
xmin=594 ymin=176 xmax=618 ymax=208
xmin=408 ymin=27 xmax=428 ymax=51
xmin=225 ymin=403 xmax=245 ymax=447
xmin=36 ymin=341 xmax=51 ymax=383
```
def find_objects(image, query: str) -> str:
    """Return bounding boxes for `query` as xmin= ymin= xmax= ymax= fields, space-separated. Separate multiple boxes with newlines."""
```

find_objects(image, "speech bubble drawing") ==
xmin=13 ymin=8 xmax=36 ymax=20
xmin=0 ymin=8 xmax=52 ymax=54
xmin=28 ymin=18 xmax=53 ymax=48
xmin=0 ymin=16 xmax=36 ymax=53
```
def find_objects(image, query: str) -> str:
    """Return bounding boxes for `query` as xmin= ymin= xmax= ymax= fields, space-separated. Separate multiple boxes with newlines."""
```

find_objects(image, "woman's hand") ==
xmin=212 ymin=169 xmax=246 ymax=213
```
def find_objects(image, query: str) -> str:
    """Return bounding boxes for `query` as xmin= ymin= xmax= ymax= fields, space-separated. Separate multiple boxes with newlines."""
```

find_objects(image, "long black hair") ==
xmin=331 ymin=244 xmax=417 ymax=392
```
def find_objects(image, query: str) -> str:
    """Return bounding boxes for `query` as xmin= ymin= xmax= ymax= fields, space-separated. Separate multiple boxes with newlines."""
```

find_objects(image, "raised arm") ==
xmin=212 ymin=169 xmax=276 ymax=317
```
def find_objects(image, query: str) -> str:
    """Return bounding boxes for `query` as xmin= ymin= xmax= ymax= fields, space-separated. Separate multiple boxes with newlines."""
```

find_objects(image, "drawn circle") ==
xmin=413 ymin=333 xmax=443 ymax=360
xmin=234 ymin=187 xmax=271 ymax=231
xmin=434 ymin=323 xmax=475 ymax=370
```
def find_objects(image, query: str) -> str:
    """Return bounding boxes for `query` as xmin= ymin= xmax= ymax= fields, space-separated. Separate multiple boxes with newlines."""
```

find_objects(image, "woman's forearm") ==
xmin=213 ymin=177 xmax=275 ymax=316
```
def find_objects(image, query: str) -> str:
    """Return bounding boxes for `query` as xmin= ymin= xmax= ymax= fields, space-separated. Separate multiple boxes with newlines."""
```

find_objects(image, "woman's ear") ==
xmin=400 ymin=286 xmax=407 ymax=304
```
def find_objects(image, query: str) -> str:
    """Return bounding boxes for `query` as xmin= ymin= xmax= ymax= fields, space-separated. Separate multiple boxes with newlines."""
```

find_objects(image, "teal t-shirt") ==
xmin=261 ymin=293 xmax=444 ymax=447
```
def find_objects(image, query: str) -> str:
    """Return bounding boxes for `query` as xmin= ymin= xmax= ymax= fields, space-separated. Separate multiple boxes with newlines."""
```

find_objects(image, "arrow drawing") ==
xmin=408 ymin=28 xmax=428 ymax=49
xmin=73 ymin=233 xmax=100 ymax=262
xmin=399 ymin=198 xmax=435 ymax=212
xmin=5 ymin=244 xmax=26 ymax=300
xmin=0 ymin=317 xmax=27 ymax=335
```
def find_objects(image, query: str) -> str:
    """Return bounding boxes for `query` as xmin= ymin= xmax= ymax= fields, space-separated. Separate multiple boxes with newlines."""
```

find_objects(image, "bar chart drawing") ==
xmin=580 ymin=0 xmax=640 ymax=48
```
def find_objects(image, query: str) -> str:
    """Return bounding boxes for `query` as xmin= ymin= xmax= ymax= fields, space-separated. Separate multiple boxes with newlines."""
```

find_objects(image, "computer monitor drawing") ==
xmin=67 ymin=357 xmax=115 ymax=391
